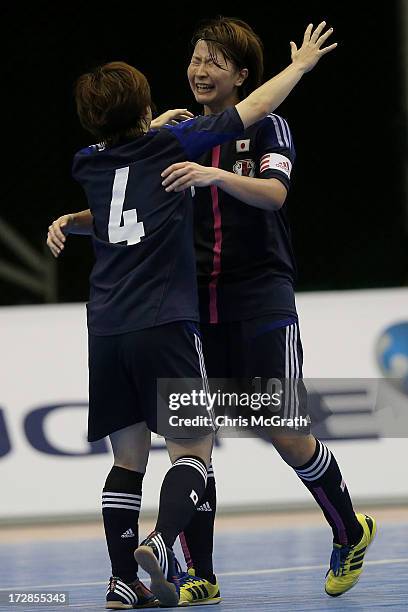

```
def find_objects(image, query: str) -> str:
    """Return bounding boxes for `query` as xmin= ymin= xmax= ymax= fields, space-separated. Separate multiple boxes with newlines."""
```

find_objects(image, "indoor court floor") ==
xmin=0 ymin=507 xmax=407 ymax=611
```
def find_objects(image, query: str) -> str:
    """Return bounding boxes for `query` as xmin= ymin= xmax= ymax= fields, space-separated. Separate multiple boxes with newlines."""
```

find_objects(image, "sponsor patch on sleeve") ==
xmin=260 ymin=153 xmax=292 ymax=178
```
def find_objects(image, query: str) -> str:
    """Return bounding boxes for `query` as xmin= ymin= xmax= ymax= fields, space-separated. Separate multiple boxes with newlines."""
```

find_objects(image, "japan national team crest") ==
xmin=233 ymin=158 xmax=256 ymax=177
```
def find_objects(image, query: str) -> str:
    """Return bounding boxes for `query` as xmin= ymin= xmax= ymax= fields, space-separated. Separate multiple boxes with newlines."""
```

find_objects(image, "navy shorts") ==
xmin=88 ymin=321 xmax=210 ymax=441
xmin=200 ymin=315 xmax=309 ymax=435
xmin=201 ymin=315 xmax=303 ymax=380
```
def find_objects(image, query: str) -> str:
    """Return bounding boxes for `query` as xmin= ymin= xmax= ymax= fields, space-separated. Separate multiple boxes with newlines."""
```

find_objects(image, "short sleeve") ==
xmin=162 ymin=107 xmax=245 ymax=160
xmin=255 ymin=114 xmax=296 ymax=190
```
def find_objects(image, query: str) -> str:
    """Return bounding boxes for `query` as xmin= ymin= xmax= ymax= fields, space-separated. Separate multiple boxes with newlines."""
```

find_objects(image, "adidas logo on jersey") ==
xmin=197 ymin=502 xmax=212 ymax=512
xmin=121 ymin=528 xmax=135 ymax=538
xmin=276 ymin=160 xmax=290 ymax=172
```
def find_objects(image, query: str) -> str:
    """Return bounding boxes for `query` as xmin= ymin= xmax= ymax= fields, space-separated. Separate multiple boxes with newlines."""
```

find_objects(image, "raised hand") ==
xmin=290 ymin=21 xmax=337 ymax=73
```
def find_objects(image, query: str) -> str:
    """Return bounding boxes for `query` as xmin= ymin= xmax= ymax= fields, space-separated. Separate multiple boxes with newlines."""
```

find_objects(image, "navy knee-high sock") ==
xmin=293 ymin=440 xmax=363 ymax=545
xmin=102 ymin=466 xmax=143 ymax=582
xmin=180 ymin=462 xmax=216 ymax=580
xmin=155 ymin=456 xmax=208 ymax=549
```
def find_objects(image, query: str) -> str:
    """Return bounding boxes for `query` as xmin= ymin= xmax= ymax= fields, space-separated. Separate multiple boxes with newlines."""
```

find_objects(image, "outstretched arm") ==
xmin=236 ymin=22 xmax=336 ymax=129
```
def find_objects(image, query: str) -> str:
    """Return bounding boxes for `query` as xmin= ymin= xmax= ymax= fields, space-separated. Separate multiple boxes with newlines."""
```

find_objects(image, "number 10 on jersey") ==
xmin=108 ymin=166 xmax=145 ymax=245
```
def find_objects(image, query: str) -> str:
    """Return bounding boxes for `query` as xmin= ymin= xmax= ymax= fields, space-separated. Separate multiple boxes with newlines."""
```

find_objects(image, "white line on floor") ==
xmin=1 ymin=557 xmax=407 ymax=591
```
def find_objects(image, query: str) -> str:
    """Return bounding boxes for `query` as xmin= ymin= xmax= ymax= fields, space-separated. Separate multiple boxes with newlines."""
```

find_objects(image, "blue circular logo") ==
xmin=376 ymin=321 xmax=408 ymax=395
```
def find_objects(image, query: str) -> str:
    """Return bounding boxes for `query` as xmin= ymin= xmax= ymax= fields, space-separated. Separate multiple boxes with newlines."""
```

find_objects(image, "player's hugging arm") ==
xmin=47 ymin=209 xmax=93 ymax=258
xmin=161 ymin=116 xmax=294 ymax=210
xmin=150 ymin=109 xmax=194 ymax=129
xmin=212 ymin=170 xmax=287 ymax=211
xmin=162 ymin=161 xmax=287 ymax=211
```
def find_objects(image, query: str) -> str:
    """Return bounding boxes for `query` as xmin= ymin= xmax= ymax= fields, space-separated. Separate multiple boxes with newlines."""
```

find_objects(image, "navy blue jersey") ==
xmin=193 ymin=113 xmax=297 ymax=323
xmin=72 ymin=107 xmax=244 ymax=335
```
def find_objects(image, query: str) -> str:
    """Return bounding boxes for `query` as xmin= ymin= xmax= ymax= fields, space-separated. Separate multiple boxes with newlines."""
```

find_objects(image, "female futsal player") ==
xmin=160 ymin=16 xmax=376 ymax=604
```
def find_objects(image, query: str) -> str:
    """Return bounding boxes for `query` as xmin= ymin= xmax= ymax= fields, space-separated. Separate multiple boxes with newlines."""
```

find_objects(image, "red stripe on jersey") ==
xmin=209 ymin=145 xmax=222 ymax=324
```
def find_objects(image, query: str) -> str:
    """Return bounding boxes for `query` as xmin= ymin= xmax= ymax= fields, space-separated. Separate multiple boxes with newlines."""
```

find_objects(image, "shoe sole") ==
xmin=325 ymin=515 xmax=377 ymax=597
xmin=178 ymin=597 xmax=222 ymax=606
xmin=106 ymin=600 xmax=159 ymax=609
xmin=135 ymin=546 xmax=179 ymax=608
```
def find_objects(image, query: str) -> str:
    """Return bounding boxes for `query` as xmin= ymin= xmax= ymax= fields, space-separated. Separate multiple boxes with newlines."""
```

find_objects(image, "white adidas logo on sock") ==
xmin=121 ymin=528 xmax=135 ymax=538
xmin=197 ymin=502 xmax=212 ymax=512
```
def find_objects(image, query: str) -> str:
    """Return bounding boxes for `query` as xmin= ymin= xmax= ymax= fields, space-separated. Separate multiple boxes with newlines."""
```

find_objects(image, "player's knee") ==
xmin=166 ymin=434 xmax=213 ymax=467
xmin=113 ymin=450 xmax=147 ymax=472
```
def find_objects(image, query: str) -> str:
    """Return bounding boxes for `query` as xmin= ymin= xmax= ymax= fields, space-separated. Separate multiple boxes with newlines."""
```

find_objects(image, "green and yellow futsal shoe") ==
xmin=325 ymin=513 xmax=377 ymax=597
xmin=178 ymin=568 xmax=221 ymax=607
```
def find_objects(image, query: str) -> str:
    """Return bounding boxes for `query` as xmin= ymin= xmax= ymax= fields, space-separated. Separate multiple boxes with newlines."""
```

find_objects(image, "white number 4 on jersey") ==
xmin=108 ymin=166 xmax=145 ymax=245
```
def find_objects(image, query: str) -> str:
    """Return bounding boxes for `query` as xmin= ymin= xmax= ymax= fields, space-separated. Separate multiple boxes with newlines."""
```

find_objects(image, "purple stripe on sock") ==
xmin=179 ymin=532 xmax=194 ymax=569
xmin=313 ymin=486 xmax=348 ymax=545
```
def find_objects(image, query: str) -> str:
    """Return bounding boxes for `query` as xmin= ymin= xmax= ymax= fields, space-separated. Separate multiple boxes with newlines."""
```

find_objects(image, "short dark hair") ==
xmin=191 ymin=16 xmax=264 ymax=99
xmin=75 ymin=61 xmax=151 ymax=146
